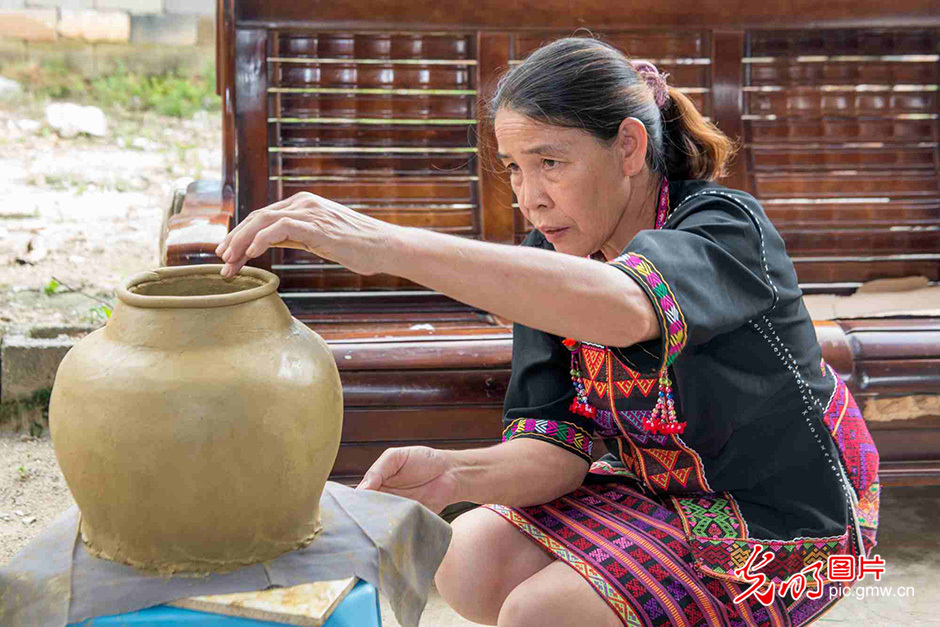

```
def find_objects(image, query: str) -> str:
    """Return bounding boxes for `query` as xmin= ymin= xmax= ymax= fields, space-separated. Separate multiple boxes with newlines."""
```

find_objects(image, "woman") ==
xmin=216 ymin=38 xmax=879 ymax=627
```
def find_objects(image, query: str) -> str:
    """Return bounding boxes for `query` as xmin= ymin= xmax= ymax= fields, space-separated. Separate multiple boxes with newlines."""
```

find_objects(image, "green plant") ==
xmin=2 ymin=60 xmax=87 ymax=100
xmin=1 ymin=60 xmax=220 ymax=118
xmin=43 ymin=278 xmax=62 ymax=296
xmin=90 ymin=64 xmax=220 ymax=118
xmin=87 ymin=304 xmax=112 ymax=324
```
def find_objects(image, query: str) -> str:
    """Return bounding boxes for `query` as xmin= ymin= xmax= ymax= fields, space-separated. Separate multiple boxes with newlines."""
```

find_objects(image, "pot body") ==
xmin=49 ymin=266 xmax=343 ymax=574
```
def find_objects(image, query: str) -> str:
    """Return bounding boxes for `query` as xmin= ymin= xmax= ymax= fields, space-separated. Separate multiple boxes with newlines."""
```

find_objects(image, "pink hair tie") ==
xmin=630 ymin=60 xmax=670 ymax=109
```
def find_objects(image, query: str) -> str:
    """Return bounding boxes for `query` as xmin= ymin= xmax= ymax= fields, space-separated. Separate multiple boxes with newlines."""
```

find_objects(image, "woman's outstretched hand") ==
xmin=215 ymin=191 xmax=397 ymax=278
xmin=356 ymin=446 xmax=459 ymax=514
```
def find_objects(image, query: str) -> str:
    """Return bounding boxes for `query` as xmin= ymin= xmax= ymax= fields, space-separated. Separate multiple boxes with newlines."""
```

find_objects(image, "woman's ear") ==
xmin=617 ymin=117 xmax=648 ymax=177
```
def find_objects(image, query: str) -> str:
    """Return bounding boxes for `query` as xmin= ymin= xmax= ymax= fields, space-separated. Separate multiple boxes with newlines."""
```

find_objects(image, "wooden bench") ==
xmin=162 ymin=0 xmax=940 ymax=486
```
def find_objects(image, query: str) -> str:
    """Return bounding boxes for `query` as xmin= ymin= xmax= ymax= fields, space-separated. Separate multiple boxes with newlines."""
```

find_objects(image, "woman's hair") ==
xmin=488 ymin=37 xmax=736 ymax=181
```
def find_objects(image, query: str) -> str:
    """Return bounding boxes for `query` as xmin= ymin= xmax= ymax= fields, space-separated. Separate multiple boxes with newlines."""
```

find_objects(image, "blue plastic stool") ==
xmin=69 ymin=579 xmax=381 ymax=627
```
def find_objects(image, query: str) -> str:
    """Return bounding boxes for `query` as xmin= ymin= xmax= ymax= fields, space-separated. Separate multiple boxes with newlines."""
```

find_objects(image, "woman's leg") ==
xmin=435 ymin=506 xmax=554 ymax=625
xmin=498 ymin=560 xmax=623 ymax=627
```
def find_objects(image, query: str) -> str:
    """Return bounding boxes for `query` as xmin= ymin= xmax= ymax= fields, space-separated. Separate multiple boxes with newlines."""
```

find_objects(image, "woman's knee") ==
xmin=497 ymin=561 xmax=622 ymax=627
xmin=435 ymin=507 xmax=552 ymax=625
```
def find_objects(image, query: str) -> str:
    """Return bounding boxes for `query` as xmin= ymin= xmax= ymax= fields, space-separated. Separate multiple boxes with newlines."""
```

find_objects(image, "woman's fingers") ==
xmin=247 ymin=218 xmax=314 ymax=258
xmin=215 ymin=193 xmax=308 ymax=260
xmin=218 ymin=213 xmax=310 ymax=278
xmin=220 ymin=218 xmax=311 ymax=277
xmin=356 ymin=447 xmax=408 ymax=491
xmin=217 ymin=210 xmax=279 ymax=264
xmin=214 ymin=191 xmax=391 ymax=278
xmin=356 ymin=473 xmax=382 ymax=491
xmin=215 ymin=204 xmax=271 ymax=259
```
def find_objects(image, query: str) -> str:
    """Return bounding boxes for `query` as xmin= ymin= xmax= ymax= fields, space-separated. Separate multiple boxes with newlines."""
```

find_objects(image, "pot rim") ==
xmin=117 ymin=265 xmax=280 ymax=309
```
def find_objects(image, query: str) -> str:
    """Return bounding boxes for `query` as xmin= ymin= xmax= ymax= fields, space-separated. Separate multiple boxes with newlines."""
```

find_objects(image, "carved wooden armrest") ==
xmin=161 ymin=181 xmax=235 ymax=267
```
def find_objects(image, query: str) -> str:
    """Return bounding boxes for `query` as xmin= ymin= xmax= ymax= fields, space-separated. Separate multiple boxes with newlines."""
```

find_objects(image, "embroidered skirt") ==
xmin=486 ymin=482 xmax=865 ymax=627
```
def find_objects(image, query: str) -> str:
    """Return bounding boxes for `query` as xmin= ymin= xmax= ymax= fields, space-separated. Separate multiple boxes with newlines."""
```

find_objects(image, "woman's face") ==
xmin=494 ymin=108 xmax=649 ymax=258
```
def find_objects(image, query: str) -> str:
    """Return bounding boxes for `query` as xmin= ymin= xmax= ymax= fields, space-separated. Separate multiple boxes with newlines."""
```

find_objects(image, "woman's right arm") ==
xmin=357 ymin=439 xmax=589 ymax=513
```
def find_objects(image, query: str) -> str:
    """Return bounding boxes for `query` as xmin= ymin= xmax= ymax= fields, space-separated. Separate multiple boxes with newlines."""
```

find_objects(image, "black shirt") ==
xmin=500 ymin=180 xmax=875 ymax=583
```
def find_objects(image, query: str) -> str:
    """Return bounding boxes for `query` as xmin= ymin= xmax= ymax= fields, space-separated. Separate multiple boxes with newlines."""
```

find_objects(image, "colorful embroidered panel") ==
xmin=675 ymin=494 xmax=748 ymax=540
xmin=601 ymin=402 xmax=711 ymax=496
xmin=502 ymin=418 xmax=593 ymax=461
xmin=855 ymin=480 xmax=880 ymax=531
xmin=672 ymin=492 xmax=852 ymax=586
xmin=589 ymin=408 xmax=630 ymax=438
xmin=821 ymin=370 xmax=879 ymax=497
xmin=636 ymin=446 xmax=710 ymax=495
xmin=609 ymin=349 xmax=659 ymax=401
xmin=687 ymin=534 xmax=850 ymax=586
xmin=573 ymin=345 xmax=710 ymax=495
xmin=486 ymin=484 xmax=795 ymax=627
xmin=578 ymin=343 xmax=609 ymax=401
xmin=588 ymin=460 xmax=642 ymax=484
xmin=608 ymin=253 xmax=688 ymax=368
xmin=578 ymin=344 xmax=658 ymax=408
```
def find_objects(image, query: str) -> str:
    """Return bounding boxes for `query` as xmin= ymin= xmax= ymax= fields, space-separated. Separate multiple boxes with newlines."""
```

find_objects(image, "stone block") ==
xmin=28 ymin=324 xmax=98 ymax=339
xmin=164 ymin=0 xmax=213 ymax=15
xmin=130 ymin=13 xmax=197 ymax=46
xmin=0 ymin=9 xmax=57 ymax=41
xmin=0 ymin=334 xmax=76 ymax=402
xmin=58 ymin=9 xmax=130 ymax=42
xmin=95 ymin=0 xmax=160 ymax=15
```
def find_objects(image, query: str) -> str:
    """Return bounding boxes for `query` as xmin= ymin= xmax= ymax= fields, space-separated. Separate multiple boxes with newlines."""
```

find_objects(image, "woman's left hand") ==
xmin=215 ymin=192 xmax=398 ymax=278
xmin=357 ymin=446 xmax=459 ymax=514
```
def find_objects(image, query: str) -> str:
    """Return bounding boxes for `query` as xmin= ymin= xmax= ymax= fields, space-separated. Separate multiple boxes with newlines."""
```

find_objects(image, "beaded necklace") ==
xmin=563 ymin=176 xmax=686 ymax=435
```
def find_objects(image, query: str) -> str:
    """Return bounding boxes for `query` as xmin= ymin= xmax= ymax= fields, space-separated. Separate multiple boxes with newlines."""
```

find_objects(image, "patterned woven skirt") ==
xmin=485 ymin=483 xmax=854 ymax=627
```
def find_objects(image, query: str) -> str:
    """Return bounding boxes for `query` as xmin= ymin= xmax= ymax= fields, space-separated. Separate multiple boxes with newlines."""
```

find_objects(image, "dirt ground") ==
xmin=0 ymin=96 xmax=222 ymax=333
xmin=0 ymin=95 xmax=221 ymax=562
xmin=0 ymin=431 xmax=73 ymax=563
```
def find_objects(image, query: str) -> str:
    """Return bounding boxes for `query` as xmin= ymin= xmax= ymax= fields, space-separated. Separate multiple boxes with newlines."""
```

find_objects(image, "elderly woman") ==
xmin=217 ymin=38 xmax=880 ymax=627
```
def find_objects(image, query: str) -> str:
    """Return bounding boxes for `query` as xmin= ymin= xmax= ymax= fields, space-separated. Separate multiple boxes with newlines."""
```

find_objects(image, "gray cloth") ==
xmin=0 ymin=482 xmax=452 ymax=627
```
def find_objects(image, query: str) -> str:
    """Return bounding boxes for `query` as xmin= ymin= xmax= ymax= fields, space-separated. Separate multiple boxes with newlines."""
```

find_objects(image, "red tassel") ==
xmin=562 ymin=338 xmax=578 ymax=349
xmin=568 ymin=400 xmax=596 ymax=419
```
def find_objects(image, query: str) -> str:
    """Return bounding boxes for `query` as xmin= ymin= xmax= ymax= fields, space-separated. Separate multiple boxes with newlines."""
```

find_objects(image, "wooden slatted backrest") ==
xmin=266 ymin=31 xmax=480 ymax=292
xmin=743 ymin=29 xmax=940 ymax=292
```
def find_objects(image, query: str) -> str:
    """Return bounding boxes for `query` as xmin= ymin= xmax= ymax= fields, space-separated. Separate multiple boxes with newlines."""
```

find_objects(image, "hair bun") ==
xmin=630 ymin=60 xmax=670 ymax=109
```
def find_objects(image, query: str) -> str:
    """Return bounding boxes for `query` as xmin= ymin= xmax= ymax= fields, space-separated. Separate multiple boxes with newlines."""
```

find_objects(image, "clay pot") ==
xmin=49 ymin=265 xmax=343 ymax=574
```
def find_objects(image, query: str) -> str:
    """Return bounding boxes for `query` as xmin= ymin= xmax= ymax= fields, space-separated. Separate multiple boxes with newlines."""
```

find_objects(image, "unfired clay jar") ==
xmin=49 ymin=265 xmax=343 ymax=574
